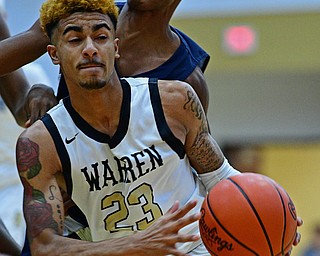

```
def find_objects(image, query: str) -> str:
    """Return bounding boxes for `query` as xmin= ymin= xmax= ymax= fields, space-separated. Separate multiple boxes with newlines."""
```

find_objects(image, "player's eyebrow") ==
xmin=62 ymin=23 xmax=111 ymax=36
xmin=63 ymin=25 xmax=82 ymax=35
xmin=92 ymin=22 xmax=111 ymax=32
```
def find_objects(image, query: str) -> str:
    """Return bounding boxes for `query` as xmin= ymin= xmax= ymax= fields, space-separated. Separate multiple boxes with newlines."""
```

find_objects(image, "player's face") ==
xmin=48 ymin=12 xmax=119 ymax=90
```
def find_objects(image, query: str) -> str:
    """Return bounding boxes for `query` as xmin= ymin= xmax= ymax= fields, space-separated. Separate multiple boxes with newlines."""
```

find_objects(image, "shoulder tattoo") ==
xmin=16 ymin=137 xmax=42 ymax=179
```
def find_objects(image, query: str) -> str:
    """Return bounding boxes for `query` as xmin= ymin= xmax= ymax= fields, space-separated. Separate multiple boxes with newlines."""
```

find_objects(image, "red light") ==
xmin=223 ymin=25 xmax=257 ymax=55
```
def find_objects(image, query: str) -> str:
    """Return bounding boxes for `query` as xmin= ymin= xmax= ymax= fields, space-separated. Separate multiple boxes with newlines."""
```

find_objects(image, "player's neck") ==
xmin=67 ymin=78 xmax=123 ymax=135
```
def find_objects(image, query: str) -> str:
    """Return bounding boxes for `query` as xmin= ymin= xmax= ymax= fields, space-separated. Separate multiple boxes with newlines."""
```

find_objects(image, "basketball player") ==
xmin=17 ymin=0 xmax=303 ymax=255
xmin=0 ymin=0 xmax=209 ymax=254
xmin=16 ymin=0 xmax=241 ymax=255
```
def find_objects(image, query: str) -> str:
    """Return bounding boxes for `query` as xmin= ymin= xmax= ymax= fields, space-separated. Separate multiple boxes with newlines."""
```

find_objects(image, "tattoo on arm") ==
xmin=21 ymin=177 xmax=59 ymax=241
xmin=56 ymin=204 xmax=63 ymax=232
xmin=16 ymin=137 xmax=42 ymax=179
xmin=49 ymin=185 xmax=63 ymax=202
xmin=184 ymin=88 xmax=222 ymax=171
xmin=17 ymin=137 xmax=60 ymax=240
xmin=49 ymin=186 xmax=64 ymax=231
xmin=183 ymin=90 xmax=204 ymax=121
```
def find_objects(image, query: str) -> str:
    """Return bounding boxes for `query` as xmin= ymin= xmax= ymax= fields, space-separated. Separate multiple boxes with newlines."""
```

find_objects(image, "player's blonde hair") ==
xmin=40 ymin=0 xmax=119 ymax=38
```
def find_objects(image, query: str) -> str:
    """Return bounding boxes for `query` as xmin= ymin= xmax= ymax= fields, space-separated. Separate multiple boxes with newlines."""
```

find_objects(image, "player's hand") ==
xmin=132 ymin=200 xmax=201 ymax=256
xmin=285 ymin=216 xmax=303 ymax=256
xmin=24 ymin=83 xmax=58 ymax=127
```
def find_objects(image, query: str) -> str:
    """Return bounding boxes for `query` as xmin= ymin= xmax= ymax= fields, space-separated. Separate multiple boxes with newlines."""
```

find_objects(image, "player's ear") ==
xmin=47 ymin=45 xmax=60 ymax=65
xmin=114 ymin=38 xmax=120 ymax=59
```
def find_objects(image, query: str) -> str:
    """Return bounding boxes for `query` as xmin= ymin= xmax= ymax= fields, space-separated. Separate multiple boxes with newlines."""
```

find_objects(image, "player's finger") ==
xmin=292 ymin=232 xmax=301 ymax=246
xmin=24 ymin=119 xmax=31 ymax=128
xmin=166 ymin=201 xmax=180 ymax=214
xmin=170 ymin=200 xmax=198 ymax=220
xmin=29 ymin=108 xmax=41 ymax=126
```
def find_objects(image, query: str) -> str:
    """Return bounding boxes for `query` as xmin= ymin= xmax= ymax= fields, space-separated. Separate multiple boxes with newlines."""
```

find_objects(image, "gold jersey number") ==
xmin=101 ymin=183 xmax=163 ymax=233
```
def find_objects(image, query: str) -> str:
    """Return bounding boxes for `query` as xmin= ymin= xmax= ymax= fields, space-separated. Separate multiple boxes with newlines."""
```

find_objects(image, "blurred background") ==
xmin=4 ymin=0 xmax=320 ymax=255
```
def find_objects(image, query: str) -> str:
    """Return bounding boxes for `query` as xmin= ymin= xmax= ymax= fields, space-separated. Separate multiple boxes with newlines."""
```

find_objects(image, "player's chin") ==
xmin=79 ymin=77 xmax=107 ymax=90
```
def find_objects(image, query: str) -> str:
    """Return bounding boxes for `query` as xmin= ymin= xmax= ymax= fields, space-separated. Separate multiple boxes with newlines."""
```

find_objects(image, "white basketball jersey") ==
xmin=43 ymin=77 xmax=204 ymax=252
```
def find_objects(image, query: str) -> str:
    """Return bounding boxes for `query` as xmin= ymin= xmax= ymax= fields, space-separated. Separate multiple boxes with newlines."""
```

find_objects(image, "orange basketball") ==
xmin=199 ymin=173 xmax=298 ymax=256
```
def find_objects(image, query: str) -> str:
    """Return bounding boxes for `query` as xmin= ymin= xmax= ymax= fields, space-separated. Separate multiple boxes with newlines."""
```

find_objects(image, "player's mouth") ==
xmin=77 ymin=60 xmax=105 ymax=70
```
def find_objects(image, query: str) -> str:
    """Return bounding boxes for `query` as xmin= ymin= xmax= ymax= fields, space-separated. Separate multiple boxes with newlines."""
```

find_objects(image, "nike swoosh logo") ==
xmin=65 ymin=133 xmax=79 ymax=144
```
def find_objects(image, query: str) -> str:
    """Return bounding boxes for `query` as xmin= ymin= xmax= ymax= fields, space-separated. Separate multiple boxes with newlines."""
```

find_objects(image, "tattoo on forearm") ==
xmin=21 ymin=177 xmax=59 ymax=241
xmin=191 ymin=133 xmax=222 ymax=171
xmin=184 ymin=88 xmax=222 ymax=171
xmin=16 ymin=137 xmax=42 ymax=179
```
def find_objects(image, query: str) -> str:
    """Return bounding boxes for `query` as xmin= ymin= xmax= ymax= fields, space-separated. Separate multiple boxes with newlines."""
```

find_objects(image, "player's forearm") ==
xmin=29 ymin=200 xmax=201 ymax=256
xmin=0 ymin=69 xmax=30 ymax=126
xmin=0 ymin=19 xmax=48 ymax=76
xmin=30 ymin=231 xmax=145 ymax=256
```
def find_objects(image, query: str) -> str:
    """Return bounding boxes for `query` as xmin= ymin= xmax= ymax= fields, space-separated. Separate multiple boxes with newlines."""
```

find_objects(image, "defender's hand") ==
xmin=24 ymin=83 xmax=57 ymax=127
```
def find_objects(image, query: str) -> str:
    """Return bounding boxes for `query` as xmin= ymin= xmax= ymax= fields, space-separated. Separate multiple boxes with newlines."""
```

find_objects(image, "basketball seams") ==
xmin=205 ymin=181 xmax=259 ymax=256
xmin=263 ymin=177 xmax=287 ymax=256
xmin=265 ymin=178 xmax=297 ymax=256
xmin=227 ymin=176 xmax=274 ymax=256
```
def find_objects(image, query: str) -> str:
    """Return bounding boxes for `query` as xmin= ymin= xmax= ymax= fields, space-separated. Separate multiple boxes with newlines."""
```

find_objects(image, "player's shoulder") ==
xmin=19 ymin=120 xmax=49 ymax=142
xmin=158 ymin=79 xmax=197 ymax=100
xmin=158 ymin=79 xmax=202 ymax=117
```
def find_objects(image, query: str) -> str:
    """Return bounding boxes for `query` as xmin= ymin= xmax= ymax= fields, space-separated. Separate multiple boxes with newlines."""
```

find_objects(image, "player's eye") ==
xmin=68 ymin=37 xmax=81 ymax=43
xmin=96 ymin=34 xmax=108 ymax=41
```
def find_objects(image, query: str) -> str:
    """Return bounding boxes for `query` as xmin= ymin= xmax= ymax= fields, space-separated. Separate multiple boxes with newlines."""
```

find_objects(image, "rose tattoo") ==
xmin=16 ymin=137 xmax=42 ymax=179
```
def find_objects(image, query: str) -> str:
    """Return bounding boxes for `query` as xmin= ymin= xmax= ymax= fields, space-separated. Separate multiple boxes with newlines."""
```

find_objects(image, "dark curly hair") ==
xmin=40 ymin=0 xmax=119 ymax=39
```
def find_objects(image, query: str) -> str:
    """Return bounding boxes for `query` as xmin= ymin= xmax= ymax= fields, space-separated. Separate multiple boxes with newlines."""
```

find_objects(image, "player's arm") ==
xmin=185 ymin=66 xmax=210 ymax=114
xmin=0 ymin=15 xmax=56 ymax=127
xmin=16 ymin=122 xmax=65 ymax=254
xmin=0 ymin=13 xmax=30 ymax=126
xmin=178 ymin=81 xmax=223 ymax=175
xmin=0 ymin=71 xmax=58 ymax=128
xmin=0 ymin=69 xmax=30 ymax=126
xmin=0 ymin=16 xmax=48 ymax=77
xmin=178 ymin=83 xmax=303 ymax=254
xmin=160 ymin=80 xmax=302 ymax=254
xmin=159 ymin=80 xmax=238 ymax=179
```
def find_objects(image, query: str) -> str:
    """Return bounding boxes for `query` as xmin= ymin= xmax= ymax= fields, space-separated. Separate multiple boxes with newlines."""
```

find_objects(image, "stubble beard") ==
xmin=79 ymin=78 xmax=107 ymax=90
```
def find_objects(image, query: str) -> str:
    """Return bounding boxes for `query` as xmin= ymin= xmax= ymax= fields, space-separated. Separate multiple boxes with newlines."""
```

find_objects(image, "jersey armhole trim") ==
xmin=41 ymin=113 xmax=73 ymax=196
xmin=148 ymin=78 xmax=185 ymax=159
